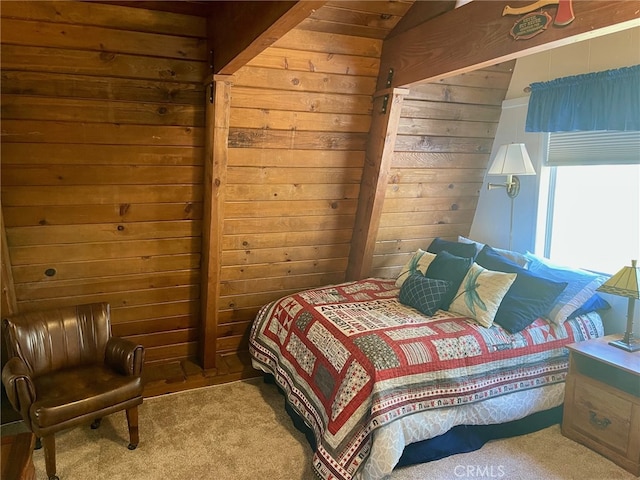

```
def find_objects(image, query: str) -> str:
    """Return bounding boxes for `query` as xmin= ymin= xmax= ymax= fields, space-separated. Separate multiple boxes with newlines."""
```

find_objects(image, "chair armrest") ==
xmin=1 ymin=357 xmax=36 ymax=425
xmin=105 ymin=337 xmax=145 ymax=376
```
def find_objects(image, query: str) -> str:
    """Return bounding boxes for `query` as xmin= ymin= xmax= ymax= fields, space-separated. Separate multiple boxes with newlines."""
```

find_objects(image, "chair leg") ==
xmin=42 ymin=434 xmax=59 ymax=480
xmin=90 ymin=417 xmax=102 ymax=429
xmin=35 ymin=437 xmax=42 ymax=450
xmin=126 ymin=406 xmax=139 ymax=450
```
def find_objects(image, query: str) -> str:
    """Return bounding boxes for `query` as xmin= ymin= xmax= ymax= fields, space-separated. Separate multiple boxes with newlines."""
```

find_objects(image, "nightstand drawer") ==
xmin=569 ymin=378 xmax=633 ymax=455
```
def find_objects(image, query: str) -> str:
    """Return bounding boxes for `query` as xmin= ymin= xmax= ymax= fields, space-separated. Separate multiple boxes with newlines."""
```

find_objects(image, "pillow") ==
xmin=567 ymin=294 xmax=611 ymax=320
xmin=476 ymin=245 xmax=568 ymax=333
xmin=425 ymin=250 xmax=473 ymax=310
xmin=458 ymin=236 xmax=529 ymax=268
xmin=524 ymin=252 xmax=607 ymax=325
xmin=449 ymin=263 xmax=517 ymax=328
xmin=457 ymin=235 xmax=484 ymax=255
xmin=399 ymin=274 xmax=452 ymax=317
xmin=427 ymin=237 xmax=477 ymax=259
xmin=395 ymin=249 xmax=437 ymax=287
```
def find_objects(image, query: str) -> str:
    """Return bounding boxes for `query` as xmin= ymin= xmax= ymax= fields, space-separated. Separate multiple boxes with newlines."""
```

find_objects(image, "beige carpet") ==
xmin=1 ymin=378 xmax=634 ymax=480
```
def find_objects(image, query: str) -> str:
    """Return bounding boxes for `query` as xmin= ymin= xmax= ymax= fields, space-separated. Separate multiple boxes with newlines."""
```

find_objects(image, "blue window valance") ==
xmin=525 ymin=64 xmax=640 ymax=132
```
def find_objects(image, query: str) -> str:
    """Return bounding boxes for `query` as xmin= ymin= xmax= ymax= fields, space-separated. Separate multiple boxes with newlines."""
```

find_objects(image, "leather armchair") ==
xmin=2 ymin=303 xmax=144 ymax=480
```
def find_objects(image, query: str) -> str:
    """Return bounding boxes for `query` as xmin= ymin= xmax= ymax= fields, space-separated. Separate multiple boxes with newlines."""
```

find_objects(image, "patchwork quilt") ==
xmin=249 ymin=278 xmax=603 ymax=480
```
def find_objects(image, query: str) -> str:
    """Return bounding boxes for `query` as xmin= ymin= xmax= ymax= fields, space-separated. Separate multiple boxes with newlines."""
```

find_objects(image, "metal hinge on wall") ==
xmin=381 ymin=68 xmax=394 ymax=113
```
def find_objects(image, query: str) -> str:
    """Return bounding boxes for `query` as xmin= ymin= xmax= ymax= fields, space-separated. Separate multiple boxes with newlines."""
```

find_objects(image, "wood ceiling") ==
xmin=97 ymin=1 xmax=639 ymax=85
xmin=96 ymin=1 xmax=459 ymax=75
xmin=100 ymin=0 xmax=425 ymax=34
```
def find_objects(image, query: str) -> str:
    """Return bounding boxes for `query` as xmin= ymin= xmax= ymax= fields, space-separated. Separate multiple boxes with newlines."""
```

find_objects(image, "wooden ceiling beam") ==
xmin=386 ymin=1 xmax=456 ymax=39
xmin=346 ymin=88 xmax=409 ymax=281
xmin=208 ymin=1 xmax=326 ymax=75
xmin=378 ymin=0 xmax=640 ymax=89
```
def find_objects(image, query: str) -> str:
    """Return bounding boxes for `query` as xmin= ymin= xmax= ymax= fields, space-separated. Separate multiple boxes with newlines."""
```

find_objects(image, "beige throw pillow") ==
xmin=449 ymin=263 xmax=517 ymax=328
xmin=395 ymin=249 xmax=437 ymax=288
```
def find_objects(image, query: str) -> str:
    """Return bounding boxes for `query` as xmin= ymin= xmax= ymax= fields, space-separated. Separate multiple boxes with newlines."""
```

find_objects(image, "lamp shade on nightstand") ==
xmin=597 ymin=260 xmax=640 ymax=352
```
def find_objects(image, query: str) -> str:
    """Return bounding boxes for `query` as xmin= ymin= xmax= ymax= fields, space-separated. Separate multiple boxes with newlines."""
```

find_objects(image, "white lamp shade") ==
xmin=487 ymin=143 xmax=536 ymax=176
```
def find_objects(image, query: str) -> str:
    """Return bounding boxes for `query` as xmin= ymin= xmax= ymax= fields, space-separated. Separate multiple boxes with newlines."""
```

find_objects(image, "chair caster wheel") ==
xmin=48 ymin=475 xmax=60 ymax=480
xmin=128 ymin=443 xmax=137 ymax=450
xmin=90 ymin=418 xmax=102 ymax=429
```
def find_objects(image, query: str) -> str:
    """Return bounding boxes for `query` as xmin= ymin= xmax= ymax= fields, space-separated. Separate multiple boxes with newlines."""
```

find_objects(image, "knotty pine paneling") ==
xmin=0 ymin=1 xmax=207 ymax=365
xmin=0 ymin=1 xmax=208 ymax=37
xmin=0 ymin=18 xmax=205 ymax=60
xmin=371 ymin=62 xmax=515 ymax=279
xmin=244 ymin=47 xmax=380 ymax=77
xmin=299 ymin=1 xmax=414 ymax=39
xmin=218 ymin=25 xmax=383 ymax=353
xmin=1 ymin=44 xmax=205 ymax=83
xmin=1 ymin=0 xmax=512 ymax=369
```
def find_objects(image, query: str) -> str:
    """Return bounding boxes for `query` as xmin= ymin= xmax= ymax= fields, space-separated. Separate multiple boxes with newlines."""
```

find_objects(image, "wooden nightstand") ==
xmin=1 ymin=432 xmax=36 ymax=480
xmin=562 ymin=334 xmax=640 ymax=476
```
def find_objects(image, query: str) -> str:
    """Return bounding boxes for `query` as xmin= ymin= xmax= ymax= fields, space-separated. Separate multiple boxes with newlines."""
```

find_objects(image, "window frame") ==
xmin=538 ymin=131 xmax=640 ymax=274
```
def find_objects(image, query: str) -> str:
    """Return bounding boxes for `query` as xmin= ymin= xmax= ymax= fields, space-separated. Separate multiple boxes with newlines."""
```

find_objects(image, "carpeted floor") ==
xmin=1 ymin=378 xmax=634 ymax=480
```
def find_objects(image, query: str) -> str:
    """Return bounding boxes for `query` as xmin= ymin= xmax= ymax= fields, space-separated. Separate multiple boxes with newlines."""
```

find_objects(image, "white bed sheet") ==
xmin=356 ymin=382 xmax=565 ymax=480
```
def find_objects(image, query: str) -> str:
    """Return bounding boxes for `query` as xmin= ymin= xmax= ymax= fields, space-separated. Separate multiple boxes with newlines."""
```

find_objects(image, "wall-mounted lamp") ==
xmin=487 ymin=143 xmax=536 ymax=198
xmin=486 ymin=143 xmax=537 ymax=250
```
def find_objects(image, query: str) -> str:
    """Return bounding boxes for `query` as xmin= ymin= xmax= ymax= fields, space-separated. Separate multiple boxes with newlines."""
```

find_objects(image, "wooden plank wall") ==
xmin=216 ymin=27 xmax=382 ymax=353
xmin=0 ymin=0 xmax=513 ymax=370
xmin=211 ymin=1 xmax=418 ymax=355
xmin=0 ymin=2 xmax=207 ymax=365
xmin=371 ymin=62 xmax=515 ymax=279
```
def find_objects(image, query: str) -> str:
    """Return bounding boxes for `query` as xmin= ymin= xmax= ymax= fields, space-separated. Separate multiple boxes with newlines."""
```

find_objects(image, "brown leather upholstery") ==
xmin=2 ymin=303 xmax=144 ymax=480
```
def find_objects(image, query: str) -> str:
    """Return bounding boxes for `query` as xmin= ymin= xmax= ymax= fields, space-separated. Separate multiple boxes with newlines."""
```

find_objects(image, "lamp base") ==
xmin=609 ymin=338 xmax=640 ymax=352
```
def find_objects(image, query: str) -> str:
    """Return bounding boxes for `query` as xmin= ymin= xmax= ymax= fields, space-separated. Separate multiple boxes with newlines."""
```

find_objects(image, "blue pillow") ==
xmin=524 ymin=252 xmax=607 ymax=325
xmin=457 ymin=236 xmax=529 ymax=267
xmin=399 ymin=274 xmax=452 ymax=317
xmin=476 ymin=246 xmax=568 ymax=333
xmin=567 ymin=294 xmax=611 ymax=319
xmin=425 ymin=250 xmax=473 ymax=310
xmin=427 ymin=237 xmax=477 ymax=259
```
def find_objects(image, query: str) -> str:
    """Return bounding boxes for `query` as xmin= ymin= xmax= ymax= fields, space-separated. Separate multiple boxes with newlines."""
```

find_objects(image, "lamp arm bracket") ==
xmin=487 ymin=175 xmax=521 ymax=198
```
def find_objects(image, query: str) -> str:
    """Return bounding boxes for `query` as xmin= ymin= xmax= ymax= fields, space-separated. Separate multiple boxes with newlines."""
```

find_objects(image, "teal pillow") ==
xmin=399 ymin=274 xmax=452 ymax=317
xmin=427 ymin=237 xmax=477 ymax=259
xmin=476 ymin=245 xmax=568 ymax=333
xmin=425 ymin=251 xmax=473 ymax=310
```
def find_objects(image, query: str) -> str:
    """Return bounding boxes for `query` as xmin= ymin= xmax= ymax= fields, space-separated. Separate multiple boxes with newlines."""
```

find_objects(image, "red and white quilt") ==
xmin=249 ymin=278 xmax=602 ymax=480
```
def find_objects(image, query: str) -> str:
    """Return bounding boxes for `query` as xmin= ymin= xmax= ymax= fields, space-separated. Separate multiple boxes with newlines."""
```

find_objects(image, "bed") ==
xmin=248 ymin=241 xmax=608 ymax=480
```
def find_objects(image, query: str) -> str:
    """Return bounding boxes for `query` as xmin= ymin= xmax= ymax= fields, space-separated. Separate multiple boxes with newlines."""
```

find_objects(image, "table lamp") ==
xmin=596 ymin=259 xmax=640 ymax=352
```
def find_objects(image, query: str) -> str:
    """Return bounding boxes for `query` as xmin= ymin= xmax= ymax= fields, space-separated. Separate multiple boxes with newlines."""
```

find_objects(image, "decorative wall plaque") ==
xmin=510 ymin=11 xmax=553 ymax=40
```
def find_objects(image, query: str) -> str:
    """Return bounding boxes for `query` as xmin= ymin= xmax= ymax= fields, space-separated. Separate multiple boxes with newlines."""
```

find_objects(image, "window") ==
xmin=542 ymin=131 xmax=640 ymax=274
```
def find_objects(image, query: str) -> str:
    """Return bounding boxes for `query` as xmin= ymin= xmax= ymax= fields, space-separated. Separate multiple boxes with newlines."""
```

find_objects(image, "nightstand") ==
xmin=1 ymin=432 xmax=36 ymax=480
xmin=562 ymin=334 xmax=640 ymax=476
